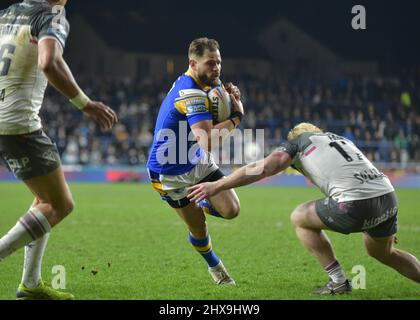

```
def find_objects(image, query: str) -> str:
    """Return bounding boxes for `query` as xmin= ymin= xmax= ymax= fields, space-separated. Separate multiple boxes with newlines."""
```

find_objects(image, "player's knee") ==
xmin=223 ymin=200 xmax=240 ymax=219
xmin=366 ymin=245 xmax=392 ymax=263
xmin=290 ymin=206 xmax=304 ymax=227
xmin=290 ymin=212 xmax=298 ymax=227
xmin=64 ymin=198 xmax=75 ymax=216
xmin=53 ymin=197 xmax=75 ymax=218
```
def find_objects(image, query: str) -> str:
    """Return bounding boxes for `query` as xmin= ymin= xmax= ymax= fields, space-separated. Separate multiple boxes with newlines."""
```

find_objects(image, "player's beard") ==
xmin=198 ymin=72 xmax=220 ymax=87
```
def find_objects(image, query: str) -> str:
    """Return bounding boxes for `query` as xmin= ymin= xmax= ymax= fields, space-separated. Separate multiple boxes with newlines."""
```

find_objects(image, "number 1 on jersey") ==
xmin=329 ymin=141 xmax=353 ymax=162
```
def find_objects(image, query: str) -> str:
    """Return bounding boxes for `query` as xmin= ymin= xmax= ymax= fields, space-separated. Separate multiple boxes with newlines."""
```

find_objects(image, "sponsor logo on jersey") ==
xmin=186 ymin=104 xmax=207 ymax=115
xmin=354 ymin=168 xmax=386 ymax=184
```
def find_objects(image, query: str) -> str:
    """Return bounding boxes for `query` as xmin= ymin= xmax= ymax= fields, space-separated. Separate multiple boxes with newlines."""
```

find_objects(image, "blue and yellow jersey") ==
xmin=147 ymin=71 xmax=213 ymax=175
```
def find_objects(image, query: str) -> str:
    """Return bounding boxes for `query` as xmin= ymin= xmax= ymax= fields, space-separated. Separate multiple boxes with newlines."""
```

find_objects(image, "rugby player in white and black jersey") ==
xmin=0 ymin=0 xmax=117 ymax=299
xmin=188 ymin=122 xmax=420 ymax=294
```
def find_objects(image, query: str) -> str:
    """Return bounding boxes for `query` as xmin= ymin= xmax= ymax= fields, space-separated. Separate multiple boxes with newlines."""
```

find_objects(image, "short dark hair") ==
xmin=188 ymin=38 xmax=220 ymax=59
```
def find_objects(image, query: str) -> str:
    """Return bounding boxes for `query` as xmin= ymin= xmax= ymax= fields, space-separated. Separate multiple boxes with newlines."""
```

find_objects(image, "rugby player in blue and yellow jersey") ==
xmin=147 ymin=38 xmax=244 ymax=285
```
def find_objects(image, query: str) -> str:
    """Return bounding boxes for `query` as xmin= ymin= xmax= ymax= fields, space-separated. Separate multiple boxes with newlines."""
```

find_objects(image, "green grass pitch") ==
xmin=0 ymin=183 xmax=419 ymax=300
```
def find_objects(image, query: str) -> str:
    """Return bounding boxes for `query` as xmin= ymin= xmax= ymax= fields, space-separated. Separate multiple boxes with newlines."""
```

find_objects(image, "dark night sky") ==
xmin=3 ymin=0 xmax=420 ymax=66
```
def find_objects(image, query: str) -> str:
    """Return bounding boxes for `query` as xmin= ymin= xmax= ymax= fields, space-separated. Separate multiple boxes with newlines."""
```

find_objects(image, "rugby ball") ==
xmin=208 ymin=85 xmax=232 ymax=123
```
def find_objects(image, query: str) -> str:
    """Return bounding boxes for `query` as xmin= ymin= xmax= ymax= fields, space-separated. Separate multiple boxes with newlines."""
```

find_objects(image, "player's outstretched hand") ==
xmin=187 ymin=182 xmax=218 ymax=204
xmin=83 ymin=101 xmax=118 ymax=130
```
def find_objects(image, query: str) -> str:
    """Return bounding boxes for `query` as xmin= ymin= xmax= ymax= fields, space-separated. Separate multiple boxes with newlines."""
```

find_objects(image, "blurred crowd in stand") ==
xmin=40 ymin=67 xmax=420 ymax=170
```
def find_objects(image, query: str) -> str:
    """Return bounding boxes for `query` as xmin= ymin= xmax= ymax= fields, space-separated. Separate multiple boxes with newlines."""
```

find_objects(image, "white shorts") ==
xmin=149 ymin=152 xmax=221 ymax=201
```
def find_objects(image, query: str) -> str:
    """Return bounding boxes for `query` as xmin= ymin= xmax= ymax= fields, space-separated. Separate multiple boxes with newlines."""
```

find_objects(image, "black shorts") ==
xmin=0 ymin=129 xmax=61 ymax=180
xmin=315 ymin=192 xmax=398 ymax=237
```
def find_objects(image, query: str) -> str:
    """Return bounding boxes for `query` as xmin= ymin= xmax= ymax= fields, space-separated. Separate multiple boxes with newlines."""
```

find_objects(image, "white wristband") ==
xmin=70 ymin=91 xmax=90 ymax=110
